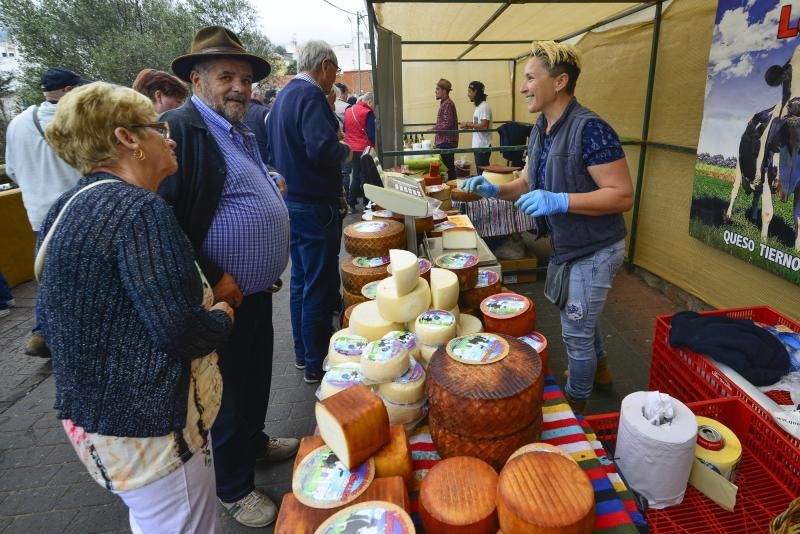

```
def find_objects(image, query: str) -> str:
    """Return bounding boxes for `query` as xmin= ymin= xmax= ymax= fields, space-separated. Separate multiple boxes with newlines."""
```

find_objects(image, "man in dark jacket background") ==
xmin=158 ymin=25 xmax=297 ymax=528
xmin=244 ymin=83 xmax=270 ymax=164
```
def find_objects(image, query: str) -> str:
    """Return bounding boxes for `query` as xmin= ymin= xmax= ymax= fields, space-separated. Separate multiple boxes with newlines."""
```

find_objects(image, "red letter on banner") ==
xmin=778 ymin=5 xmax=799 ymax=39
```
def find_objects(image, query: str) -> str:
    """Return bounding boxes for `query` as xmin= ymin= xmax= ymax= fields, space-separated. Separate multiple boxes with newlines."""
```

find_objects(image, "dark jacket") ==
xmin=38 ymin=173 xmax=232 ymax=436
xmin=244 ymin=99 xmax=270 ymax=164
xmin=158 ymin=99 xmax=227 ymax=286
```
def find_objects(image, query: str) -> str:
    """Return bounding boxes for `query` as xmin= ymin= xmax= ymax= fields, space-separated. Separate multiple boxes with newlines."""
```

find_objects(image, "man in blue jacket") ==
xmin=268 ymin=40 xmax=352 ymax=383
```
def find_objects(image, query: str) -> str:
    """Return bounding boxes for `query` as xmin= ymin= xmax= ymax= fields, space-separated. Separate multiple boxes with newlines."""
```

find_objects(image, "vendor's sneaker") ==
xmin=304 ymin=368 xmax=323 ymax=384
xmin=259 ymin=437 xmax=300 ymax=463
xmin=220 ymin=489 xmax=277 ymax=528
xmin=0 ymin=307 xmax=9 ymax=319
xmin=25 ymin=333 xmax=51 ymax=358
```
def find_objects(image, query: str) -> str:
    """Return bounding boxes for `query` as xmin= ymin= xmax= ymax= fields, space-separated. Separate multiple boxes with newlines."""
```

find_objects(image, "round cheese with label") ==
xmin=328 ymin=329 xmax=368 ymax=366
xmin=320 ymin=363 xmax=363 ymax=399
xmin=381 ymin=330 xmax=420 ymax=360
xmin=376 ymin=277 xmax=431 ymax=323
xmin=480 ymin=292 xmax=536 ymax=337
xmin=380 ymin=394 xmax=425 ymax=426
xmin=349 ymin=301 xmax=404 ymax=341
xmin=344 ymin=220 xmax=406 ymax=257
xmin=435 ymin=252 xmax=479 ymax=290
xmin=340 ymin=256 xmax=390 ymax=293
xmin=360 ymin=339 xmax=410 ymax=382
xmin=458 ymin=313 xmax=483 ymax=336
xmin=507 ymin=442 xmax=576 ymax=465
xmin=377 ymin=357 xmax=426 ymax=404
xmin=361 ymin=279 xmax=381 ymax=300
xmin=315 ymin=501 xmax=415 ymax=534
xmin=414 ymin=309 xmax=457 ymax=346
xmin=518 ymin=331 xmax=549 ymax=372
xmin=292 ymin=445 xmax=375 ymax=509
xmin=461 ymin=269 xmax=502 ymax=310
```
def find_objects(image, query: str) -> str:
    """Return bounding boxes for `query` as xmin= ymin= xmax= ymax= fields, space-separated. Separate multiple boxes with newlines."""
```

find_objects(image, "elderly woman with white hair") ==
xmin=343 ymin=91 xmax=375 ymax=210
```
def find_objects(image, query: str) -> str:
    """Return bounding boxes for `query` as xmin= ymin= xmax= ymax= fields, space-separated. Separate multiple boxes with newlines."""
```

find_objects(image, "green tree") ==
xmin=0 ymin=0 xmax=285 ymax=108
xmin=0 ymin=72 xmax=15 ymax=160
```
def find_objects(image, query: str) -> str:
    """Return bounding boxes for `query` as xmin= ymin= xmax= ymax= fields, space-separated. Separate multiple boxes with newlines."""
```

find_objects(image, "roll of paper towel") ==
xmin=615 ymin=391 xmax=698 ymax=508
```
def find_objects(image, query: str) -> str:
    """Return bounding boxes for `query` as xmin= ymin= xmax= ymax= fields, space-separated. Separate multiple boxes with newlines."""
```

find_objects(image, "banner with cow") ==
xmin=691 ymin=0 xmax=800 ymax=284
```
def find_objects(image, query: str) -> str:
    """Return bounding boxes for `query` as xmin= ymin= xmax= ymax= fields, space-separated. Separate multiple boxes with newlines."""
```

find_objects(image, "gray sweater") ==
xmin=38 ymin=173 xmax=232 ymax=437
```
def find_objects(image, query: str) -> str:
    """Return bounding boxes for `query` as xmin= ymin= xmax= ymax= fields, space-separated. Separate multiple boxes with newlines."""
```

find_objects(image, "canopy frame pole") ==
xmin=628 ymin=0 xmax=663 ymax=265
xmin=366 ymin=0 xmax=383 ymax=160
xmin=511 ymin=58 xmax=517 ymax=122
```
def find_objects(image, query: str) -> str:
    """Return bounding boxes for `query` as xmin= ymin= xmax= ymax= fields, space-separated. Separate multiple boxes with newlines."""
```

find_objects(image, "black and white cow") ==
xmin=726 ymin=50 xmax=800 ymax=252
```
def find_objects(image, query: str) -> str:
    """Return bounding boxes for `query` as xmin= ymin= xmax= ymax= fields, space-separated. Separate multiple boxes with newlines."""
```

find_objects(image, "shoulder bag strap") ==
xmin=350 ymin=106 xmax=367 ymax=136
xmin=34 ymin=179 xmax=119 ymax=281
xmin=32 ymin=106 xmax=47 ymax=139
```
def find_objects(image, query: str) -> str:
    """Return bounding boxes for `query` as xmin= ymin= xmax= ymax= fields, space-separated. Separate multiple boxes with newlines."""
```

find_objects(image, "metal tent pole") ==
xmin=366 ymin=0 xmax=382 ymax=159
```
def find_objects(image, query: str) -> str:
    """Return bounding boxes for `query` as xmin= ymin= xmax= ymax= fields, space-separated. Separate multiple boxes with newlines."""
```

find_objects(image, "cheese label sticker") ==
xmin=437 ymin=253 xmax=479 ymax=269
xmin=418 ymin=309 xmax=455 ymax=329
xmin=434 ymin=221 xmax=458 ymax=231
xmin=296 ymin=447 xmax=370 ymax=505
xmin=426 ymin=184 xmax=448 ymax=193
xmin=371 ymin=210 xmax=394 ymax=219
xmin=364 ymin=339 xmax=404 ymax=362
xmin=396 ymin=358 xmax=424 ymax=384
xmin=361 ymin=281 xmax=380 ymax=300
xmin=323 ymin=364 xmax=362 ymax=389
xmin=320 ymin=506 xmax=411 ymax=533
xmin=418 ymin=257 xmax=432 ymax=274
xmin=482 ymin=294 xmax=528 ymax=316
xmin=333 ymin=336 xmax=368 ymax=356
xmin=354 ymin=221 xmax=388 ymax=233
xmin=476 ymin=269 xmax=499 ymax=288
xmin=382 ymin=330 xmax=417 ymax=350
xmin=353 ymin=256 xmax=390 ymax=268
xmin=520 ymin=332 xmax=545 ymax=353
xmin=447 ymin=334 xmax=509 ymax=365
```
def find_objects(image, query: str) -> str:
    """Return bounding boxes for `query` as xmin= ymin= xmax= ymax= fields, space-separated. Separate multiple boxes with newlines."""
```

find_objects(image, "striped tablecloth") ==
xmin=451 ymin=197 xmax=537 ymax=238
xmin=408 ymin=373 xmax=646 ymax=533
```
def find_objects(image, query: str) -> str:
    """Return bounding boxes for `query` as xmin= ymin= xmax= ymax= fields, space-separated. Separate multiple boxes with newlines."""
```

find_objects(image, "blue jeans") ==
xmin=561 ymin=239 xmax=625 ymax=401
xmin=212 ymin=291 xmax=273 ymax=502
xmin=286 ymin=200 xmax=342 ymax=372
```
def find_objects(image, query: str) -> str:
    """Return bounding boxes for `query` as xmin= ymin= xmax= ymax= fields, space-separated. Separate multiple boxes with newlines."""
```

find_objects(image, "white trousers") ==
xmin=114 ymin=447 xmax=218 ymax=534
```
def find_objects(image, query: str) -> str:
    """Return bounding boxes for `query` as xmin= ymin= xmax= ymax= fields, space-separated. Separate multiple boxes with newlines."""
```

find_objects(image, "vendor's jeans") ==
xmin=437 ymin=143 xmax=456 ymax=180
xmin=347 ymin=157 xmax=364 ymax=208
xmin=287 ymin=200 xmax=342 ymax=373
xmin=561 ymin=239 xmax=625 ymax=401
xmin=474 ymin=149 xmax=491 ymax=169
xmin=115 ymin=439 xmax=217 ymax=534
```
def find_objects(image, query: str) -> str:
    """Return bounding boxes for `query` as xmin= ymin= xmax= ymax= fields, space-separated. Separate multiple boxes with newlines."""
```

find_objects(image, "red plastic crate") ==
xmin=649 ymin=306 xmax=799 ymax=446
xmin=585 ymin=397 xmax=799 ymax=533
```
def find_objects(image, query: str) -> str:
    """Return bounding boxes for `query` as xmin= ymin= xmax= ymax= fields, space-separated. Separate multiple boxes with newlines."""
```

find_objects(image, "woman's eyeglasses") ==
xmin=128 ymin=122 xmax=170 ymax=140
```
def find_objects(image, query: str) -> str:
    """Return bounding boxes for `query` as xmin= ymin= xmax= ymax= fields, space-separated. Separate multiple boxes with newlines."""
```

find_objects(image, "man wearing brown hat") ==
xmin=158 ymin=25 xmax=296 ymax=528
xmin=432 ymin=78 xmax=459 ymax=179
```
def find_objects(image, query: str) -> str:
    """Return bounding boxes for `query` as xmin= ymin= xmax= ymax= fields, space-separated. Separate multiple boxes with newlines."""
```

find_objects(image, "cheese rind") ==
xmin=360 ymin=339 xmax=411 ymax=382
xmin=343 ymin=219 xmax=406 ymax=257
xmin=389 ymin=249 xmax=420 ymax=297
xmin=373 ymin=425 xmax=415 ymax=490
xmin=349 ymin=301 xmax=404 ymax=340
xmin=430 ymin=267 xmax=460 ymax=310
xmin=315 ymin=385 xmax=390 ymax=470
xmin=377 ymin=357 xmax=426 ymax=404
xmin=376 ymin=277 xmax=431 ymax=323
xmin=414 ymin=309 xmax=457 ymax=347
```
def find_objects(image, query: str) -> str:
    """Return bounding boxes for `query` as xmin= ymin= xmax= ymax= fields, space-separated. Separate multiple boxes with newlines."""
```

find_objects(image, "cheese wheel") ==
xmin=342 ymin=303 xmax=357 ymax=328
xmin=426 ymin=183 xmax=452 ymax=202
xmin=364 ymin=209 xmax=403 ymax=221
xmin=518 ymin=331 xmax=549 ymax=372
xmin=507 ymin=442 xmax=576 ymax=465
xmin=360 ymin=339 xmax=411 ymax=382
xmin=497 ymin=453 xmax=594 ymax=534
xmin=388 ymin=249 xmax=419 ymax=297
xmin=419 ymin=343 xmax=439 ymax=369
xmin=276 ymin=477 xmax=410 ymax=534
xmin=429 ymin=414 xmax=542 ymax=471
xmin=450 ymin=187 xmax=482 ymax=202
xmin=483 ymin=171 xmax=517 ymax=185
xmin=343 ymin=285 xmax=368 ymax=308
xmin=315 ymin=501 xmax=415 ymax=534
xmin=458 ymin=313 xmax=484 ymax=336
xmin=328 ymin=329 xmax=368 ymax=366
xmin=373 ymin=425 xmax=415 ymax=490
xmin=376 ymin=277 xmax=431 ymax=323
xmin=361 ymin=279 xmax=381 ymax=300
xmin=443 ymin=227 xmax=478 ymax=250
xmin=480 ymin=293 xmax=537 ymax=337
xmin=461 ymin=269 xmax=502 ymax=310
xmin=341 ymin=256 xmax=390 ymax=293
xmin=419 ymin=457 xmax=499 ymax=534
xmin=427 ymin=334 xmax=543 ymax=439
xmin=430 ymin=267 xmax=460 ymax=310
xmin=449 ymin=304 xmax=461 ymax=322
xmin=435 ymin=253 xmax=479 ymax=290
xmin=349 ymin=301 xmax=404 ymax=340
xmin=320 ymin=363 xmax=363 ymax=399
xmin=377 ymin=357 xmax=426 ymax=404
xmin=344 ymin=220 xmax=406 ymax=257
xmin=315 ymin=384 xmax=390 ymax=470
xmin=432 ymin=209 xmax=448 ymax=225
xmin=415 ymin=215 xmax=434 ymax=234
xmin=414 ymin=309 xmax=457 ymax=346
xmin=380 ymin=395 xmax=424 ymax=426
xmin=381 ymin=330 xmax=420 ymax=360
xmin=292 ymin=445 xmax=375 ymax=508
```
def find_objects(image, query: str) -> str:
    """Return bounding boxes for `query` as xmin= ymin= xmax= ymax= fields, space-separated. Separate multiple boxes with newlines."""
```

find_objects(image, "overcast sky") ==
xmin=256 ymin=0 xmax=368 ymax=50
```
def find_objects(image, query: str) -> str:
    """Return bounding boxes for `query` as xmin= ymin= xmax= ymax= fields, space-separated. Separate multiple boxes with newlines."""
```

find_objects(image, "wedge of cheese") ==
xmin=388 ymin=249 xmax=420 ymax=297
xmin=430 ymin=267 xmax=460 ymax=310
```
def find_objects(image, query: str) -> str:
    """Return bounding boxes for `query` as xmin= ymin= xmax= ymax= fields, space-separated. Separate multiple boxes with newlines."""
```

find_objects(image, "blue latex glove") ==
xmin=515 ymin=190 xmax=569 ymax=217
xmin=461 ymin=176 xmax=498 ymax=198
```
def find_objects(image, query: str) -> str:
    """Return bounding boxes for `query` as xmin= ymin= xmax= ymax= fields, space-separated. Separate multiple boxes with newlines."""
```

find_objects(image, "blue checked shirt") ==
xmin=193 ymin=95 xmax=290 ymax=295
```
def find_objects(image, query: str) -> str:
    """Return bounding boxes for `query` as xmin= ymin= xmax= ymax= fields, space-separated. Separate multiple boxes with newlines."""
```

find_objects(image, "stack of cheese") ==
xmin=480 ymin=292 xmax=537 ymax=337
xmin=426 ymin=333 xmax=544 ymax=470
xmin=460 ymin=268 xmax=503 ymax=313
xmin=276 ymin=385 xmax=415 ymax=532
xmin=340 ymin=255 xmax=390 ymax=309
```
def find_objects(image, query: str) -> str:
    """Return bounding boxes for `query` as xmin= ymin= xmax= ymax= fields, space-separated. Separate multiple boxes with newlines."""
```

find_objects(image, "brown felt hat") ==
xmin=172 ymin=26 xmax=271 ymax=82
xmin=436 ymin=78 xmax=452 ymax=91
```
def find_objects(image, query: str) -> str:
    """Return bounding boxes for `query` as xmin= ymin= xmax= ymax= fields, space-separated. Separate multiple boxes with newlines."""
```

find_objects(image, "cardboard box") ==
xmin=499 ymin=257 xmax=538 ymax=284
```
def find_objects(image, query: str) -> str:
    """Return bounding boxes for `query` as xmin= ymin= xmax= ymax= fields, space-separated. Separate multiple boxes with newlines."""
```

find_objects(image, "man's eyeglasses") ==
xmin=328 ymin=58 xmax=342 ymax=75
xmin=128 ymin=121 xmax=170 ymax=140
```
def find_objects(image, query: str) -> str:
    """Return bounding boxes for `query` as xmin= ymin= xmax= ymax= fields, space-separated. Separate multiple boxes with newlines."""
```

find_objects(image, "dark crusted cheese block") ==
xmin=315 ymin=384 xmax=390 ymax=470
xmin=373 ymin=425 xmax=414 ymax=490
xmin=340 ymin=256 xmax=390 ymax=293
xmin=429 ymin=414 xmax=542 ymax=471
xmin=275 ymin=476 xmax=410 ymax=534
xmin=480 ymin=292 xmax=537 ymax=337
xmin=419 ymin=456 xmax=499 ymax=534
xmin=434 ymin=252 xmax=479 ymax=291
xmin=427 ymin=333 xmax=543 ymax=439
xmin=497 ymin=453 xmax=594 ymax=534
xmin=460 ymin=269 xmax=503 ymax=310
xmin=344 ymin=220 xmax=406 ymax=257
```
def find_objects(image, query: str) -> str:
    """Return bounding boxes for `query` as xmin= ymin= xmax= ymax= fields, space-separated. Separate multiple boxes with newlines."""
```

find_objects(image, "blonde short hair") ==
xmin=46 ymin=82 xmax=156 ymax=174
xmin=530 ymin=41 xmax=582 ymax=94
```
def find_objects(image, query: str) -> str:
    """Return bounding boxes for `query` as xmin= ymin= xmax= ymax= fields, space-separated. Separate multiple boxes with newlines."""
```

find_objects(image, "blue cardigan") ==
xmin=37 ymin=173 xmax=232 ymax=437
xmin=267 ymin=78 xmax=350 ymax=203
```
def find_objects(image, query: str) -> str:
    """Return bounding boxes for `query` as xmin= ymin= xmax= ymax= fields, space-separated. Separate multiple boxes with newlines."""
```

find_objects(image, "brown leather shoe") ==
xmin=563 ymin=358 xmax=613 ymax=391
xmin=25 ymin=333 xmax=51 ymax=358
xmin=565 ymin=394 xmax=587 ymax=414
